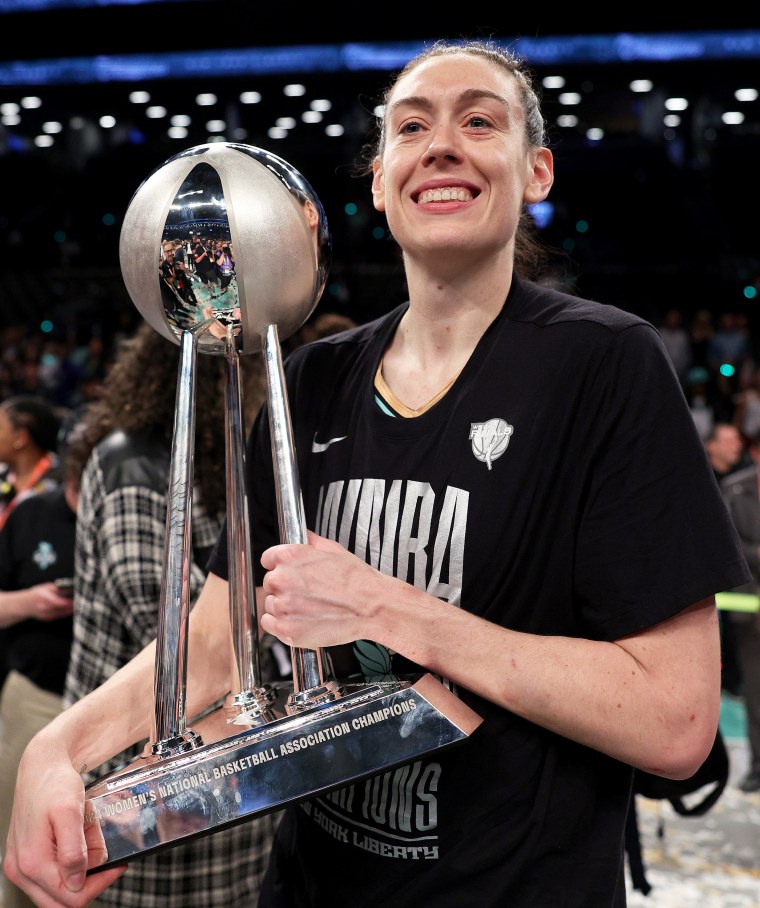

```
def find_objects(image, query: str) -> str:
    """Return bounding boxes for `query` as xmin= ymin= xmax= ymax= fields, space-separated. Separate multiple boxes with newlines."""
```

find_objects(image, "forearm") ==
xmin=184 ymin=572 xmax=235 ymax=716
xmin=0 ymin=589 xmax=34 ymax=627
xmin=372 ymin=582 xmax=720 ymax=778
xmin=261 ymin=537 xmax=720 ymax=778
xmin=33 ymin=640 xmax=158 ymax=775
xmin=28 ymin=573 xmax=233 ymax=775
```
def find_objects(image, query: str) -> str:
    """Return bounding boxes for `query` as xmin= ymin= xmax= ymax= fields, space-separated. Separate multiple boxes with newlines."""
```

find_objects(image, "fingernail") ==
xmin=67 ymin=872 xmax=85 ymax=891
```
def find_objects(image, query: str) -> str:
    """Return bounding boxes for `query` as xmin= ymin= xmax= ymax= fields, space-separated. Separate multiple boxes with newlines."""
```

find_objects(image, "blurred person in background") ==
xmin=690 ymin=308 xmax=715 ymax=372
xmin=708 ymin=311 xmax=751 ymax=416
xmin=705 ymin=421 xmax=749 ymax=698
xmin=0 ymin=395 xmax=65 ymax=693
xmin=213 ymin=241 xmax=236 ymax=294
xmin=57 ymin=321 xmax=280 ymax=908
xmin=191 ymin=234 xmax=220 ymax=298
xmin=719 ymin=429 xmax=760 ymax=792
xmin=685 ymin=366 xmax=717 ymax=442
xmin=0 ymin=430 xmax=77 ymax=908
xmin=705 ymin=421 xmax=748 ymax=483
xmin=732 ymin=363 xmax=760 ymax=444
xmin=58 ymin=334 xmax=109 ymax=409
xmin=0 ymin=395 xmax=63 ymax=532
xmin=0 ymin=330 xmax=112 ymax=412
xmin=658 ymin=306 xmax=692 ymax=386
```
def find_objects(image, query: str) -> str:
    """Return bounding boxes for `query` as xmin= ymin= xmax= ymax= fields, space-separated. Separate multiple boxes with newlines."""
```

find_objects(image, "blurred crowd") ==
xmin=3 ymin=303 xmax=759 ymax=442
xmin=0 ymin=324 xmax=119 ymax=413
xmin=659 ymin=306 xmax=760 ymax=443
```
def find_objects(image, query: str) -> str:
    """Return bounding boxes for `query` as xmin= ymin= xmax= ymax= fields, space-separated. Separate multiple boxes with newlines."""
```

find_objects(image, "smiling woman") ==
xmin=2 ymin=37 xmax=753 ymax=908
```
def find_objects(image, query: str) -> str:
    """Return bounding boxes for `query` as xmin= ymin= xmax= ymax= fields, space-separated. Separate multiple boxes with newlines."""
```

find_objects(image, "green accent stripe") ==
xmin=716 ymin=592 xmax=760 ymax=613
xmin=374 ymin=394 xmax=397 ymax=417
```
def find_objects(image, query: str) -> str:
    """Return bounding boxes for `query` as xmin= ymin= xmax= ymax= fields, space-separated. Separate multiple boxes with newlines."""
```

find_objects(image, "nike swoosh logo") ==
xmin=311 ymin=433 xmax=347 ymax=453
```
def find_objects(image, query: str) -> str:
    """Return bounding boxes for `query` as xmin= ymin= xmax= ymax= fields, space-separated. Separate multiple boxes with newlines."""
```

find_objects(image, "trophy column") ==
xmin=222 ymin=324 xmax=278 ymax=725
xmin=262 ymin=322 xmax=343 ymax=710
xmin=148 ymin=327 xmax=204 ymax=757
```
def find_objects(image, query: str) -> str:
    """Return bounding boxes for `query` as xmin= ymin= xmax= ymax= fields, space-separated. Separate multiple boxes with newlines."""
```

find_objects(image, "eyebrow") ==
xmin=389 ymin=88 xmax=512 ymax=118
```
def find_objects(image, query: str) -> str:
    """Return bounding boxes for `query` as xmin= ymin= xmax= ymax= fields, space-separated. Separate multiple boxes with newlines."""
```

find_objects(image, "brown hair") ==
xmin=65 ymin=323 xmax=266 ymax=512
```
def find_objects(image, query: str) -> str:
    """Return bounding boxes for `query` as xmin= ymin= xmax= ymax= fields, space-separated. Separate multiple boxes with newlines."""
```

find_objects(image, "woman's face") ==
xmin=371 ymin=53 xmax=553 ymax=268
xmin=0 ymin=406 xmax=22 ymax=465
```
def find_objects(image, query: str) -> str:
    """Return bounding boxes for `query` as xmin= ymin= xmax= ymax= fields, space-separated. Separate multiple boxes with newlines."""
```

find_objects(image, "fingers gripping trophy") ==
xmin=83 ymin=143 xmax=482 ymax=870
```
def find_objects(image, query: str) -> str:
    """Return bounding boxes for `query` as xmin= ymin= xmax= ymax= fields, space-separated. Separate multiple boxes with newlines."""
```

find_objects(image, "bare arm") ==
xmin=4 ymin=572 xmax=232 ymax=907
xmin=0 ymin=584 xmax=73 ymax=627
xmin=260 ymin=533 xmax=721 ymax=780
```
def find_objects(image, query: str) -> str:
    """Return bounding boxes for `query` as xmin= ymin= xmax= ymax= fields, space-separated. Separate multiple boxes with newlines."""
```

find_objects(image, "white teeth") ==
xmin=418 ymin=187 xmax=473 ymax=204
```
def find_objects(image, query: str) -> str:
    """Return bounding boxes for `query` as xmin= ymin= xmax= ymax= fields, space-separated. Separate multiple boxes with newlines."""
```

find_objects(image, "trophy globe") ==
xmin=119 ymin=141 xmax=331 ymax=355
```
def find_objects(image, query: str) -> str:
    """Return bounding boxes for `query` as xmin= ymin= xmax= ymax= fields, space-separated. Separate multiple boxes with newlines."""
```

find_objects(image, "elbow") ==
xmin=645 ymin=714 xmax=719 ymax=781
xmin=675 ymin=721 xmax=721 ymax=781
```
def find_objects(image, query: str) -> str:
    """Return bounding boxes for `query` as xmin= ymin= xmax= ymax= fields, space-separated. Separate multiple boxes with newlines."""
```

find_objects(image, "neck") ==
xmin=404 ymin=246 xmax=513 ymax=315
xmin=382 ymin=282 xmax=506 ymax=415
xmin=393 ymin=265 xmax=513 ymax=366
xmin=12 ymin=450 xmax=50 ymax=490
xmin=378 ymin=265 xmax=513 ymax=412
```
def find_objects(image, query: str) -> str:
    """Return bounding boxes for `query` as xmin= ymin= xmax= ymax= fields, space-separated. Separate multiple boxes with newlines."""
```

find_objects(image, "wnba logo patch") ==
xmin=469 ymin=419 xmax=513 ymax=470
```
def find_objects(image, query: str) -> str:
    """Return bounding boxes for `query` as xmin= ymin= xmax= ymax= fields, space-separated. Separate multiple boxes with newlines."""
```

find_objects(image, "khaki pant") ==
xmin=0 ymin=671 xmax=63 ymax=908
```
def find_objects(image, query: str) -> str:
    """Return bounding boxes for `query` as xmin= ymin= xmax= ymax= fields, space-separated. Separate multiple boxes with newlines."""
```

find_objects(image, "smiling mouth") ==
xmin=416 ymin=187 xmax=475 ymax=204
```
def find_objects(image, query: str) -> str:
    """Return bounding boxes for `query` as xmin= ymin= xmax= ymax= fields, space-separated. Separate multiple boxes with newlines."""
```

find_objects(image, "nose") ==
xmin=422 ymin=124 xmax=461 ymax=165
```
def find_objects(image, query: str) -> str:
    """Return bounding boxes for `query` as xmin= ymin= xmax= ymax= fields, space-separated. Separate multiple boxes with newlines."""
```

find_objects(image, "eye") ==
xmin=466 ymin=115 xmax=492 ymax=129
xmin=398 ymin=119 xmax=425 ymax=135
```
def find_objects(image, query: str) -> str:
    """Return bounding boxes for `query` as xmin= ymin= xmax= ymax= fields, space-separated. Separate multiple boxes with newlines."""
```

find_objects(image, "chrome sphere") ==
xmin=119 ymin=142 xmax=331 ymax=354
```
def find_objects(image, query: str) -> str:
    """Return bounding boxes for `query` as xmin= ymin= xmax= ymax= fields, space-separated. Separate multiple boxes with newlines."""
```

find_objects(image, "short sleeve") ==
xmin=574 ymin=323 xmax=749 ymax=639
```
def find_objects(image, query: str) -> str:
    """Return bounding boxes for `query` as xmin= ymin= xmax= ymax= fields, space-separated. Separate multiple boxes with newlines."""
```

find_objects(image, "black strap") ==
xmin=669 ymin=731 xmax=729 ymax=817
xmin=669 ymin=776 xmax=727 ymax=817
xmin=624 ymin=791 xmax=652 ymax=895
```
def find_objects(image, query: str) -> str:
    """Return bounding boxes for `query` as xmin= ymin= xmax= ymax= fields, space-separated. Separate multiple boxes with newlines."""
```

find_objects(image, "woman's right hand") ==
xmin=3 ymin=729 xmax=127 ymax=907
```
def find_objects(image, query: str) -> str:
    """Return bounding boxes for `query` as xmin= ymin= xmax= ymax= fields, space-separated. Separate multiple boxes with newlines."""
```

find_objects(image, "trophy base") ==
xmin=84 ymin=673 xmax=482 ymax=871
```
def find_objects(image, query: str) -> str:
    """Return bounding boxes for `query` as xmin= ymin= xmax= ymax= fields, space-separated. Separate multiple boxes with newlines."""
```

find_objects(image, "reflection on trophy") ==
xmin=84 ymin=142 xmax=483 ymax=870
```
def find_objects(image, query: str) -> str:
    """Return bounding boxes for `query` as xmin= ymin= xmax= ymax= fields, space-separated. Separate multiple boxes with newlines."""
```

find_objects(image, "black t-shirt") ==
xmin=192 ymin=240 xmax=214 ymax=275
xmin=208 ymin=275 xmax=749 ymax=907
xmin=0 ymin=484 xmax=75 ymax=694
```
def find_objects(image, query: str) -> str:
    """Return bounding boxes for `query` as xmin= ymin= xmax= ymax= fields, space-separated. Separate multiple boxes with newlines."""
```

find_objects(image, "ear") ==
xmin=12 ymin=426 xmax=29 ymax=451
xmin=371 ymin=158 xmax=386 ymax=212
xmin=523 ymin=147 xmax=554 ymax=204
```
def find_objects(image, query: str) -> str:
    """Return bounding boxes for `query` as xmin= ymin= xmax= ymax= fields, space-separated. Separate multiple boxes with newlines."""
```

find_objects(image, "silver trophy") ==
xmin=83 ymin=143 xmax=483 ymax=870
